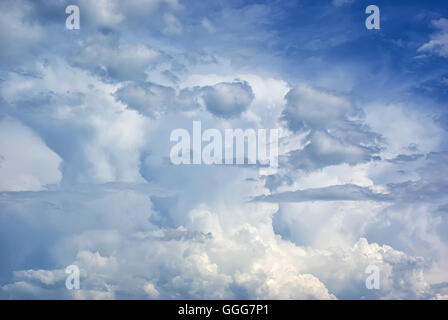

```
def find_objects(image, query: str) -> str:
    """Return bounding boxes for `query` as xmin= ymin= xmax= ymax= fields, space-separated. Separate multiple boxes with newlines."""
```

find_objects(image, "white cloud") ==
xmin=0 ymin=181 xmax=438 ymax=299
xmin=144 ymin=282 xmax=160 ymax=298
xmin=1 ymin=60 xmax=149 ymax=184
xmin=0 ymin=118 xmax=62 ymax=191
xmin=418 ymin=18 xmax=448 ymax=58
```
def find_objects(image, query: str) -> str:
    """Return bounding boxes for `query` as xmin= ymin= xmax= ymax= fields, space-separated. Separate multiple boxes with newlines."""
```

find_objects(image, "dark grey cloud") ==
xmin=385 ymin=152 xmax=448 ymax=203
xmin=387 ymin=153 xmax=424 ymax=163
xmin=253 ymin=184 xmax=392 ymax=203
xmin=115 ymin=80 xmax=255 ymax=119
xmin=260 ymin=152 xmax=448 ymax=204
xmin=69 ymin=36 xmax=162 ymax=82
xmin=282 ymin=84 xmax=361 ymax=133
xmin=279 ymin=85 xmax=382 ymax=172
xmin=201 ymin=81 xmax=254 ymax=118
xmin=286 ymin=130 xmax=380 ymax=171
xmin=114 ymin=82 xmax=200 ymax=118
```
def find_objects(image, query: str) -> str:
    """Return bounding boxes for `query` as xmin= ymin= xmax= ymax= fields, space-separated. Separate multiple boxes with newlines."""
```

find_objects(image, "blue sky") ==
xmin=0 ymin=0 xmax=448 ymax=299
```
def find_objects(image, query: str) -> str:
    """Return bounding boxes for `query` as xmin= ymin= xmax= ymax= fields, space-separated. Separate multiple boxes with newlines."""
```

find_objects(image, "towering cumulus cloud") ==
xmin=0 ymin=0 xmax=447 ymax=300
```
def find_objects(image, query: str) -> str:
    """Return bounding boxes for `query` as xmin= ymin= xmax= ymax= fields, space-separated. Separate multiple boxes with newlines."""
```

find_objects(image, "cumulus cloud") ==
xmin=0 ymin=0 xmax=447 ymax=301
xmin=0 ymin=187 xmax=332 ymax=299
xmin=1 ymin=184 xmax=431 ymax=299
